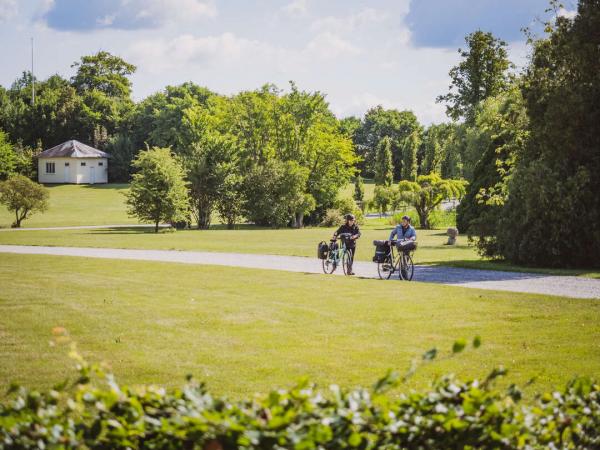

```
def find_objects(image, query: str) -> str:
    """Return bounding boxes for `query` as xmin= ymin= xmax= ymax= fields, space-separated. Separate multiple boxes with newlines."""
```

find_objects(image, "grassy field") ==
xmin=1 ymin=184 xmax=598 ymax=277
xmin=2 ymin=253 xmax=599 ymax=398
xmin=0 ymin=183 xmax=135 ymax=228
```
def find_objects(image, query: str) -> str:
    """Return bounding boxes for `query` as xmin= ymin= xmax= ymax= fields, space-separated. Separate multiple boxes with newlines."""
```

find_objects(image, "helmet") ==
xmin=401 ymin=215 xmax=411 ymax=222
xmin=345 ymin=214 xmax=356 ymax=221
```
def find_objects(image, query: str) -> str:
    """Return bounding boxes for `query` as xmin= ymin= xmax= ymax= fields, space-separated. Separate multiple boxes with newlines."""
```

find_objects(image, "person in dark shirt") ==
xmin=332 ymin=214 xmax=361 ymax=275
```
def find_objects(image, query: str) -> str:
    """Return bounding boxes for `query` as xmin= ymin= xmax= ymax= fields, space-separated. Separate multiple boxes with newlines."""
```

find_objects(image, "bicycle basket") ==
xmin=397 ymin=240 xmax=417 ymax=252
xmin=317 ymin=241 xmax=329 ymax=259
xmin=372 ymin=240 xmax=390 ymax=263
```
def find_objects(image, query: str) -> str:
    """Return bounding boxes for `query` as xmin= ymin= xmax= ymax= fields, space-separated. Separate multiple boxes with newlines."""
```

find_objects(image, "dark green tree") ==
xmin=0 ymin=130 xmax=16 ymax=180
xmin=497 ymin=1 xmax=600 ymax=267
xmin=353 ymin=175 xmax=365 ymax=203
xmin=401 ymin=131 xmax=420 ymax=181
xmin=374 ymin=137 xmax=394 ymax=186
xmin=437 ymin=31 xmax=512 ymax=124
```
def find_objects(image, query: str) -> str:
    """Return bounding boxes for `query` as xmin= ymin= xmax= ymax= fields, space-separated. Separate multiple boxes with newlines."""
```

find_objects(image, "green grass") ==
xmin=340 ymin=178 xmax=376 ymax=201
xmin=1 ymin=221 xmax=599 ymax=278
xmin=0 ymin=183 xmax=135 ymax=228
xmin=1 ymin=253 xmax=599 ymax=398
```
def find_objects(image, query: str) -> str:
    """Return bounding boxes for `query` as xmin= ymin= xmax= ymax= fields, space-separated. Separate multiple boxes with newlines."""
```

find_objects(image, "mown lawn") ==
xmin=1 ymin=253 xmax=599 ymax=398
xmin=0 ymin=183 xmax=135 ymax=228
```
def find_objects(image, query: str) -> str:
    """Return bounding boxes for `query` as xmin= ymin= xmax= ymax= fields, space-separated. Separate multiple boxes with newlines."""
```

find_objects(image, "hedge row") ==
xmin=1 ymin=343 xmax=599 ymax=449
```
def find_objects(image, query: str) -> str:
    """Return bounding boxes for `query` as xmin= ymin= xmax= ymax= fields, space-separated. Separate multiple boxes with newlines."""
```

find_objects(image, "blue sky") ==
xmin=0 ymin=0 xmax=574 ymax=123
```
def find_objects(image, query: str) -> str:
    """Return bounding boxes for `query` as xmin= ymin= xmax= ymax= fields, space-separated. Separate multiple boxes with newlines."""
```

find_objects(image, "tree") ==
xmin=456 ymin=87 xmax=527 ymax=255
xmin=353 ymin=175 xmax=365 ymax=203
xmin=397 ymin=173 xmax=467 ymax=229
xmin=186 ymin=135 xmax=238 ymax=229
xmin=0 ymin=130 xmax=16 ymax=180
xmin=437 ymin=31 xmax=512 ymax=123
xmin=373 ymin=185 xmax=394 ymax=217
xmin=71 ymin=51 xmax=136 ymax=99
xmin=216 ymin=173 xmax=245 ymax=230
xmin=0 ymin=175 xmax=49 ymax=227
xmin=374 ymin=137 xmax=394 ymax=186
xmin=354 ymin=107 xmax=421 ymax=179
xmin=496 ymin=1 xmax=600 ymax=267
xmin=244 ymin=159 xmax=310 ymax=228
xmin=125 ymin=147 xmax=189 ymax=232
xmin=401 ymin=131 xmax=419 ymax=181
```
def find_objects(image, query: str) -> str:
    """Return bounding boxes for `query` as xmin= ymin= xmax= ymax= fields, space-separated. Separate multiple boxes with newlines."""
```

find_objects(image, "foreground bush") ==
xmin=1 ymin=341 xmax=599 ymax=449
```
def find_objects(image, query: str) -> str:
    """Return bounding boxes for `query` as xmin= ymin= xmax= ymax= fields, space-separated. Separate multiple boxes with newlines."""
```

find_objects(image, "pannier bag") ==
xmin=398 ymin=240 xmax=417 ymax=252
xmin=372 ymin=240 xmax=390 ymax=263
xmin=317 ymin=241 xmax=329 ymax=259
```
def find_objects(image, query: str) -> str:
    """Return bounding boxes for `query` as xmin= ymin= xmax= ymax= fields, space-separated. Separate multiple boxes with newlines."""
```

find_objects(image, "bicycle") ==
xmin=376 ymin=239 xmax=415 ymax=281
xmin=322 ymin=233 xmax=354 ymax=275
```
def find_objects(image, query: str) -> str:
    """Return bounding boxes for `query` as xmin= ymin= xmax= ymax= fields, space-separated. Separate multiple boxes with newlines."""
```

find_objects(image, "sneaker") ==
xmin=348 ymin=271 xmax=355 ymax=276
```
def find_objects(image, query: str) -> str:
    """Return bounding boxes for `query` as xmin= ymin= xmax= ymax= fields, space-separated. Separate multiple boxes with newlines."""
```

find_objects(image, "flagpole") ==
xmin=31 ymin=37 xmax=35 ymax=106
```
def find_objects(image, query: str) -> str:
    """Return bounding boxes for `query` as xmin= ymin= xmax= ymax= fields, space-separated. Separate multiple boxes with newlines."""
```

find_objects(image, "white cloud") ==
xmin=283 ymin=0 xmax=308 ymax=17
xmin=310 ymin=8 xmax=389 ymax=34
xmin=134 ymin=0 xmax=217 ymax=23
xmin=304 ymin=32 xmax=361 ymax=59
xmin=0 ymin=0 xmax=17 ymax=22
xmin=557 ymin=7 xmax=577 ymax=19
xmin=128 ymin=32 xmax=278 ymax=72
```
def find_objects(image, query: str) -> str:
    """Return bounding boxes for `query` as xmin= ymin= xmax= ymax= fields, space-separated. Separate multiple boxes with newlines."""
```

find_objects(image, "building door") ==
xmin=64 ymin=164 xmax=70 ymax=183
xmin=90 ymin=167 xmax=95 ymax=184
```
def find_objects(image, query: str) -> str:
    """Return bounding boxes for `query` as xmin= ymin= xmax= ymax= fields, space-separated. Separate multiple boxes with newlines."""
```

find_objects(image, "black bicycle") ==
xmin=376 ymin=239 xmax=415 ymax=281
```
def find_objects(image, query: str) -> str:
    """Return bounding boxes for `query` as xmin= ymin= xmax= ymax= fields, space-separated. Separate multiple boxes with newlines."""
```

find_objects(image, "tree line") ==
xmin=1 ymin=0 xmax=598 ymax=268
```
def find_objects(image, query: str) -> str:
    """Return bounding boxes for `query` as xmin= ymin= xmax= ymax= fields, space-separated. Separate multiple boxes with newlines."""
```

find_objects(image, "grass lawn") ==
xmin=2 ymin=222 xmax=599 ymax=278
xmin=0 ymin=183 xmax=135 ymax=228
xmin=1 ymin=253 xmax=599 ymax=398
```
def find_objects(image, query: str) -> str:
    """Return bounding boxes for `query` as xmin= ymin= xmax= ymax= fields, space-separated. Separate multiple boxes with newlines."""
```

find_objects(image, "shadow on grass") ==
xmin=417 ymin=259 xmax=600 ymax=279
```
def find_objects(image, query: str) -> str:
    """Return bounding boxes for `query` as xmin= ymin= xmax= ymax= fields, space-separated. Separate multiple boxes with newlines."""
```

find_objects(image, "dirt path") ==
xmin=1 ymin=244 xmax=599 ymax=299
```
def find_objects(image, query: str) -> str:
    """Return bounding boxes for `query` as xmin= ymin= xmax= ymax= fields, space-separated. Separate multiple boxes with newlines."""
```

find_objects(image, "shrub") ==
xmin=0 ymin=175 xmax=49 ymax=227
xmin=2 ymin=340 xmax=599 ymax=449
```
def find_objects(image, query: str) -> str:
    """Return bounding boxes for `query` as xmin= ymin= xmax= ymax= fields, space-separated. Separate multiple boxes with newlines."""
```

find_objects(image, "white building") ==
xmin=38 ymin=140 xmax=111 ymax=184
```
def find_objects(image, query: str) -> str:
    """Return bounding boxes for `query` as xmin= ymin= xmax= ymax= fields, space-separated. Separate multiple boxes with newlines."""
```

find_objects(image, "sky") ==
xmin=0 ymin=0 xmax=576 ymax=124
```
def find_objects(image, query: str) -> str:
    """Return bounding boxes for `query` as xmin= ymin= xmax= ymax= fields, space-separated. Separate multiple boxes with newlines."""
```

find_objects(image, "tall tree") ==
xmin=401 ymin=131 xmax=420 ymax=181
xmin=353 ymin=175 xmax=365 ymax=203
xmin=374 ymin=137 xmax=394 ymax=186
xmin=437 ymin=31 xmax=512 ymax=123
xmin=456 ymin=87 xmax=528 ymax=255
xmin=497 ymin=1 xmax=600 ymax=267
xmin=354 ymin=107 xmax=420 ymax=180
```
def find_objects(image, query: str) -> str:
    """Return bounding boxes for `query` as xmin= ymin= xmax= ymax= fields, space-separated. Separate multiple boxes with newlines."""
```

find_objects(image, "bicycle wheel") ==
xmin=342 ymin=250 xmax=352 ymax=275
xmin=377 ymin=256 xmax=394 ymax=279
xmin=322 ymin=254 xmax=337 ymax=274
xmin=399 ymin=252 xmax=414 ymax=281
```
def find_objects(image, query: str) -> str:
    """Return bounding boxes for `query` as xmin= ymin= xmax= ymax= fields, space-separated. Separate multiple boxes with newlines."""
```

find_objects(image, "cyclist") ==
xmin=332 ymin=214 xmax=361 ymax=275
xmin=389 ymin=215 xmax=417 ymax=244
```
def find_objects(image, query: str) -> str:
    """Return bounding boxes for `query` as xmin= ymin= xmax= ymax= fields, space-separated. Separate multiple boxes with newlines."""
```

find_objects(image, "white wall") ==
xmin=38 ymin=158 xmax=108 ymax=184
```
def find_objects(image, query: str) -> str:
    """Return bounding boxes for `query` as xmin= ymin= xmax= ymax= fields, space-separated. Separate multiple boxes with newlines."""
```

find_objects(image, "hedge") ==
xmin=1 ymin=339 xmax=599 ymax=449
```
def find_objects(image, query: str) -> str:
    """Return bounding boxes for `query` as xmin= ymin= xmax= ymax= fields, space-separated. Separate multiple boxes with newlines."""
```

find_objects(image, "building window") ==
xmin=98 ymin=162 xmax=104 ymax=166
xmin=45 ymin=162 xmax=55 ymax=174
xmin=65 ymin=162 xmax=70 ymax=167
xmin=81 ymin=162 xmax=86 ymax=166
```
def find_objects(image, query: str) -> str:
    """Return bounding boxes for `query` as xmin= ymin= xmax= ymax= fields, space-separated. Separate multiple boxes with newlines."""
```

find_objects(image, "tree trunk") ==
xmin=14 ymin=209 xmax=21 ymax=228
xmin=155 ymin=220 xmax=159 ymax=233
xmin=227 ymin=220 xmax=234 ymax=230
xmin=294 ymin=212 xmax=304 ymax=228
xmin=197 ymin=208 xmax=211 ymax=230
xmin=418 ymin=209 xmax=429 ymax=229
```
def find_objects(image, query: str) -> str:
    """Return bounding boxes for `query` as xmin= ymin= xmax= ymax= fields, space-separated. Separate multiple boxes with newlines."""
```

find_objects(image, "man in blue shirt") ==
xmin=389 ymin=215 xmax=417 ymax=242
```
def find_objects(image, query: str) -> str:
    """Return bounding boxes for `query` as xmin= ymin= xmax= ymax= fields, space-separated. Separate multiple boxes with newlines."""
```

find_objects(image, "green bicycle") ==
xmin=377 ymin=239 xmax=415 ymax=281
xmin=322 ymin=233 xmax=354 ymax=275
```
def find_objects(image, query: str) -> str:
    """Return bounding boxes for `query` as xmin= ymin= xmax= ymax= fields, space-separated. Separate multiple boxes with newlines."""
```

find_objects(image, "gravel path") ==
xmin=1 ymin=244 xmax=599 ymax=299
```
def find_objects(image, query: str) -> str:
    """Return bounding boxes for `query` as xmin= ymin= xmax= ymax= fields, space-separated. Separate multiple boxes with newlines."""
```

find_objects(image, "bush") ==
xmin=319 ymin=208 xmax=344 ymax=227
xmin=2 ymin=340 xmax=600 ymax=449
xmin=319 ymin=198 xmax=364 ymax=227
